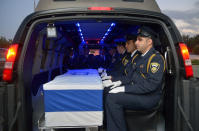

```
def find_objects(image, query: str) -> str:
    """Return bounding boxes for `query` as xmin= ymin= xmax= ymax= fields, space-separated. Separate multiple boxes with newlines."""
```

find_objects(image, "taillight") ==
xmin=88 ymin=7 xmax=114 ymax=11
xmin=179 ymin=43 xmax=193 ymax=78
xmin=3 ymin=44 xmax=19 ymax=81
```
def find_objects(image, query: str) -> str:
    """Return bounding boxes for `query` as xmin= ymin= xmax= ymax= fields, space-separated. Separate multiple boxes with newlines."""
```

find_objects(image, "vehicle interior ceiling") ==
xmin=28 ymin=19 xmax=175 ymax=126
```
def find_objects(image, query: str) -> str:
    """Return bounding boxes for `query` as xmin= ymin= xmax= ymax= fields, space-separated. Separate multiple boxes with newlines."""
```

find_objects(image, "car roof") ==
xmin=35 ymin=0 xmax=161 ymax=13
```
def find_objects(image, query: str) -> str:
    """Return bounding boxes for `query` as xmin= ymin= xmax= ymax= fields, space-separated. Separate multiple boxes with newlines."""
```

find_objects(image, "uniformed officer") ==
xmin=98 ymin=48 xmax=110 ymax=68
xmin=110 ymin=35 xmax=139 ymax=84
xmin=106 ymin=46 xmax=119 ymax=70
xmin=106 ymin=40 xmax=130 ymax=77
xmin=101 ymin=34 xmax=138 ymax=128
xmin=105 ymin=26 xmax=165 ymax=131
xmin=101 ymin=34 xmax=138 ymax=87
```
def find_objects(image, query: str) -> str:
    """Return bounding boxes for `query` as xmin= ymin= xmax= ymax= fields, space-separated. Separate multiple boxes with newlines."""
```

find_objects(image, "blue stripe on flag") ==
xmin=44 ymin=90 xmax=103 ymax=112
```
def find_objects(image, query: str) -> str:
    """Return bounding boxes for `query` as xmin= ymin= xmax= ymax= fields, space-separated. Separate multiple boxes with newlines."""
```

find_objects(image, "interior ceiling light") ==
xmin=100 ymin=23 xmax=116 ymax=44
xmin=47 ymin=23 xmax=57 ymax=38
xmin=76 ymin=23 xmax=85 ymax=44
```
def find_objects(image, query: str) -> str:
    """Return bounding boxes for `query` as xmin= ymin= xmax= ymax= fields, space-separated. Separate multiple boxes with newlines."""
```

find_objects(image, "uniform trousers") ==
xmin=105 ymin=92 xmax=160 ymax=131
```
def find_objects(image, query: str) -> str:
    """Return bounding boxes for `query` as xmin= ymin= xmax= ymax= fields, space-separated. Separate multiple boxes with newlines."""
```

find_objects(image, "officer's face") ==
xmin=116 ymin=45 xmax=124 ymax=54
xmin=125 ymin=40 xmax=136 ymax=53
xmin=135 ymin=36 xmax=152 ymax=54
xmin=116 ymin=46 xmax=121 ymax=54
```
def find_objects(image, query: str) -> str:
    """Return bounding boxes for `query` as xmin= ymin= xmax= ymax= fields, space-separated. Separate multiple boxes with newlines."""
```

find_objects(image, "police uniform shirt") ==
xmin=124 ymin=47 xmax=165 ymax=95
xmin=123 ymin=50 xmax=139 ymax=75
xmin=121 ymin=51 xmax=131 ymax=68
xmin=107 ymin=51 xmax=131 ymax=76
xmin=111 ymin=50 xmax=140 ymax=84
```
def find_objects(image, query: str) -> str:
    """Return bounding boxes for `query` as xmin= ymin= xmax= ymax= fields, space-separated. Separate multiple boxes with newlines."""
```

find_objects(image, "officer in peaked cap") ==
xmin=125 ymin=33 xmax=137 ymax=41
xmin=104 ymin=34 xmax=139 ymax=84
xmin=137 ymin=26 xmax=158 ymax=42
xmin=106 ymin=39 xmax=130 ymax=77
xmin=101 ymin=34 xmax=139 ymax=83
xmin=104 ymin=26 xmax=165 ymax=131
xmin=101 ymin=34 xmax=139 ymax=128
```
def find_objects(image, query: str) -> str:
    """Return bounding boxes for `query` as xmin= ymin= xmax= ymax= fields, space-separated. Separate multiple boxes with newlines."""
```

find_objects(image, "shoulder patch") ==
xmin=150 ymin=62 xmax=160 ymax=73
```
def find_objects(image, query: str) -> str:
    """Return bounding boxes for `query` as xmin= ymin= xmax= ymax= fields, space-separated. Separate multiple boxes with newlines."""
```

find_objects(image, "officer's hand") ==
xmin=98 ymin=67 xmax=104 ymax=73
xmin=102 ymin=80 xmax=114 ymax=88
xmin=107 ymin=81 xmax=122 ymax=89
xmin=101 ymin=72 xmax=107 ymax=78
xmin=112 ymin=81 xmax=122 ymax=87
xmin=109 ymin=86 xmax=125 ymax=93
xmin=102 ymin=76 xmax=112 ymax=80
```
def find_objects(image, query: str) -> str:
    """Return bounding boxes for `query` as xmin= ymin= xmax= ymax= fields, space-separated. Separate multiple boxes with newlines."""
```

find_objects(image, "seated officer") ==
xmin=101 ymin=34 xmax=138 ymax=128
xmin=106 ymin=40 xmax=130 ymax=77
xmin=105 ymin=26 xmax=165 ymax=131
xmin=101 ymin=34 xmax=138 ymax=86
xmin=106 ymin=46 xmax=118 ymax=70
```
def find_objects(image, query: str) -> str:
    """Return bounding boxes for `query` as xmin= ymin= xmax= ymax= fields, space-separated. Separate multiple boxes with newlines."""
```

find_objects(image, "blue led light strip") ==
xmin=100 ymin=23 xmax=116 ymax=44
xmin=76 ymin=23 xmax=85 ymax=44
